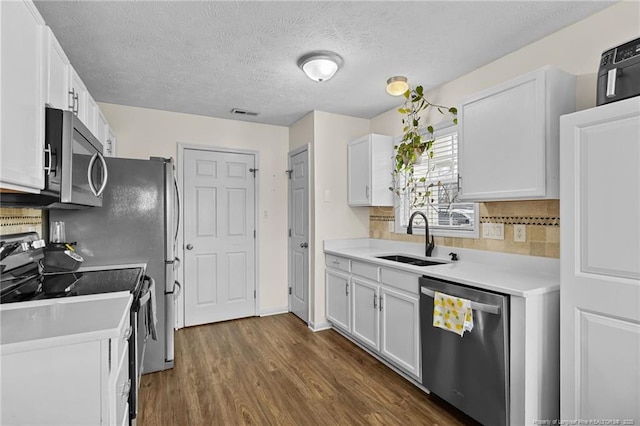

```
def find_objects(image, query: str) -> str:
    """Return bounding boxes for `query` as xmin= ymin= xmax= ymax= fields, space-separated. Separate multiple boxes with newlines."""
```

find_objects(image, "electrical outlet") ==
xmin=483 ymin=223 xmax=504 ymax=240
xmin=514 ymin=224 xmax=526 ymax=242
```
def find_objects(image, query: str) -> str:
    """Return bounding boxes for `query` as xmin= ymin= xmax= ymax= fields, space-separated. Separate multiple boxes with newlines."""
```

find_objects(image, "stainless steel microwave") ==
xmin=2 ymin=108 xmax=108 ymax=208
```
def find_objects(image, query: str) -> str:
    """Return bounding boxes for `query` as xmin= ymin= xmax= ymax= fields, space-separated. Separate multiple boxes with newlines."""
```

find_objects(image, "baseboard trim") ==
xmin=308 ymin=321 xmax=332 ymax=332
xmin=259 ymin=306 xmax=290 ymax=317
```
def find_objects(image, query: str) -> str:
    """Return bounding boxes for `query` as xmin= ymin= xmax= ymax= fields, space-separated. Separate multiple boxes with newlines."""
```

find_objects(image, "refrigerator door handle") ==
xmin=174 ymin=175 xmax=181 ymax=244
xmin=173 ymin=280 xmax=182 ymax=300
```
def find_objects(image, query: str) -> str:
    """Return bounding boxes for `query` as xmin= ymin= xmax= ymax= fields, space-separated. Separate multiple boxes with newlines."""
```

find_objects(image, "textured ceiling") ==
xmin=34 ymin=1 xmax=614 ymax=127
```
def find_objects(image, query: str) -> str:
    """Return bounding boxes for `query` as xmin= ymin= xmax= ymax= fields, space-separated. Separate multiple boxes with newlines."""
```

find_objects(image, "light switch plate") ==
xmin=514 ymin=224 xmax=526 ymax=242
xmin=483 ymin=223 xmax=504 ymax=240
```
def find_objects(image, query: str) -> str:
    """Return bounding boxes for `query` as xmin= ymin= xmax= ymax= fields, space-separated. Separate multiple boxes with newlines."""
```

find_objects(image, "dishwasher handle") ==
xmin=421 ymin=287 xmax=502 ymax=315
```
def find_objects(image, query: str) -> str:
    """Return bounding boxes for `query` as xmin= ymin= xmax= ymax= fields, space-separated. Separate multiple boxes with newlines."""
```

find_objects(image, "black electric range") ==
xmin=1 ymin=233 xmax=144 ymax=303
xmin=1 ymin=232 xmax=152 ymax=426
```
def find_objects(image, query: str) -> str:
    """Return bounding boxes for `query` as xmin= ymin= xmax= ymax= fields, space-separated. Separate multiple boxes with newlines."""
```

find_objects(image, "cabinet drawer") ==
xmin=380 ymin=268 xmax=419 ymax=295
xmin=351 ymin=261 xmax=379 ymax=281
xmin=115 ymin=345 xmax=130 ymax=426
xmin=326 ymin=254 xmax=350 ymax=272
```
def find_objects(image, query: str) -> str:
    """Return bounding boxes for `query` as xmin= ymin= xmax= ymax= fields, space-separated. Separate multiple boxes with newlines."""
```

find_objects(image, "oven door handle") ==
xmin=420 ymin=287 xmax=501 ymax=315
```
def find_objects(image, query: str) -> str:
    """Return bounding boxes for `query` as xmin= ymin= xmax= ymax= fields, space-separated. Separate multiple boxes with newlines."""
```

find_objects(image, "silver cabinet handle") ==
xmin=365 ymin=185 xmax=370 ymax=200
xmin=345 ymin=282 xmax=349 ymax=296
xmin=44 ymin=144 xmax=53 ymax=175
xmin=123 ymin=326 xmax=132 ymax=340
xmin=68 ymin=89 xmax=75 ymax=111
xmin=373 ymin=294 xmax=377 ymax=309
xmin=186 ymin=244 xmax=193 ymax=250
xmin=420 ymin=287 xmax=501 ymax=315
xmin=121 ymin=379 xmax=131 ymax=397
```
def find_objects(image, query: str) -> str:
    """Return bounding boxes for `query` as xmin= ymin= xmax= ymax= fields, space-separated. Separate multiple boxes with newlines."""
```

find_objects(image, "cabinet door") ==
xmin=459 ymin=67 xmax=574 ymax=201
xmin=380 ymin=287 xmax=420 ymax=378
xmin=85 ymin=93 xmax=98 ymax=136
xmin=326 ymin=269 xmax=350 ymax=332
xmin=44 ymin=26 xmax=71 ymax=110
xmin=351 ymin=277 xmax=379 ymax=350
xmin=459 ymin=70 xmax=546 ymax=200
xmin=0 ymin=0 xmax=45 ymax=192
xmin=347 ymin=135 xmax=371 ymax=205
xmin=96 ymin=110 xmax=108 ymax=145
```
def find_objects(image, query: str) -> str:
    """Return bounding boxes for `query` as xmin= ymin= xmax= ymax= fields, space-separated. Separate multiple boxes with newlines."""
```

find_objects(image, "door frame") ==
xmin=176 ymin=142 xmax=260 ymax=329
xmin=287 ymin=145 xmax=311 ymax=323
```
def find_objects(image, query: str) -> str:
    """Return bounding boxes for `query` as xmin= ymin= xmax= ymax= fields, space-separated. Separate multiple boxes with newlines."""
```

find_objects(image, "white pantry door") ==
xmin=288 ymin=148 xmax=309 ymax=323
xmin=560 ymin=98 xmax=640 ymax=422
xmin=183 ymin=149 xmax=256 ymax=326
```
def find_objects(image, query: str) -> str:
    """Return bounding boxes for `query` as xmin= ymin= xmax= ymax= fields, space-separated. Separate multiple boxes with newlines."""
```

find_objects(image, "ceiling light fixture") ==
xmin=297 ymin=50 xmax=343 ymax=82
xmin=386 ymin=76 xmax=409 ymax=96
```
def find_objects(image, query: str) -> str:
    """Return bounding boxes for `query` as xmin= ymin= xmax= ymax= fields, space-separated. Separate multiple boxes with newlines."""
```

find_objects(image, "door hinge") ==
xmin=288 ymin=229 xmax=291 ymax=237
xmin=285 ymin=169 xmax=293 ymax=179
xmin=249 ymin=168 xmax=258 ymax=178
xmin=254 ymin=230 xmax=256 ymax=239
xmin=288 ymin=287 xmax=292 ymax=295
xmin=254 ymin=290 xmax=256 ymax=299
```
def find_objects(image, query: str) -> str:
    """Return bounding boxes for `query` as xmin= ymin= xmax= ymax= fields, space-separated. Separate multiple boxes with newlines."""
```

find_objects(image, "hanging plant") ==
xmin=389 ymin=85 xmax=458 ymax=209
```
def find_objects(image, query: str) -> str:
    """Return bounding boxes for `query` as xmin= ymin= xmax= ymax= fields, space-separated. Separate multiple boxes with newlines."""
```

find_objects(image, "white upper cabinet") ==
xmin=44 ymin=26 xmax=71 ymax=111
xmin=0 ymin=0 xmax=45 ymax=193
xmin=85 ymin=92 xmax=99 ymax=137
xmin=458 ymin=66 xmax=576 ymax=201
xmin=348 ymin=134 xmax=394 ymax=206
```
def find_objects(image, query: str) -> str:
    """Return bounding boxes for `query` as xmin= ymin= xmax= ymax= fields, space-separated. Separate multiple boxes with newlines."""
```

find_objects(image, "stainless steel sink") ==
xmin=376 ymin=254 xmax=445 ymax=267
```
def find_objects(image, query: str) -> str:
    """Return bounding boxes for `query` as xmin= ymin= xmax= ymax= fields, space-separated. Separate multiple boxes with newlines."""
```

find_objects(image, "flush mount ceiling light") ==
xmin=386 ymin=76 xmax=409 ymax=96
xmin=297 ymin=50 xmax=343 ymax=82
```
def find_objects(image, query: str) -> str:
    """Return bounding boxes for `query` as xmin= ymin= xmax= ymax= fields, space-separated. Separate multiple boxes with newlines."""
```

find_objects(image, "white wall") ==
xmin=371 ymin=1 xmax=640 ymax=135
xmin=99 ymin=103 xmax=290 ymax=316
xmin=311 ymin=111 xmax=370 ymax=326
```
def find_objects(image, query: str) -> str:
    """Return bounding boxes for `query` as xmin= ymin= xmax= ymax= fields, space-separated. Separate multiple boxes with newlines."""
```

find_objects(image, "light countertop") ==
xmin=324 ymin=238 xmax=559 ymax=297
xmin=0 ymin=292 xmax=132 ymax=355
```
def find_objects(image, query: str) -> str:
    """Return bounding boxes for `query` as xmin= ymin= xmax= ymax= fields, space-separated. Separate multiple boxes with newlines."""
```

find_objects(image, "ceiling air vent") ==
xmin=231 ymin=108 xmax=259 ymax=117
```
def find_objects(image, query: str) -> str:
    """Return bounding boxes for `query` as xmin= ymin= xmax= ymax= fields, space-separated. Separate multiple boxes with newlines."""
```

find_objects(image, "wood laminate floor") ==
xmin=138 ymin=313 xmax=480 ymax=425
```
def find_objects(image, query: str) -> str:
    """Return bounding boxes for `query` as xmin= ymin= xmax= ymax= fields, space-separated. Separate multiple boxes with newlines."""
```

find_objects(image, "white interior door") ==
xmin=288 ymin=148 xmax=309 ymax=323
xmin=183 ymin=148 xmax=256 ymax=326
xmin=560 ymin=98 xmax=640 ymax=421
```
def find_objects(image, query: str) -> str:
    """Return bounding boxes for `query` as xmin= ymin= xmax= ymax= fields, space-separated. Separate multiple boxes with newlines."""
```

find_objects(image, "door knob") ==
xmin=186 ymin=244 xmax=194 ymax=250
xmin=300 ymin=242 xmax=308 ymax=248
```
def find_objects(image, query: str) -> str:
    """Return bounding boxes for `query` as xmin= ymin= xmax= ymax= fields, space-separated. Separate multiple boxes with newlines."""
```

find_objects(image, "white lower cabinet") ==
xmin=326 ymin=269 xmax=351 ymax=332
xmin=1 ymin=299 xmax=131 ymax=425
xmin=326 ymin=256 xmax=421 ymax=381
xmin=351 ymin=277 xmax=380 ymax=350
xmin=379 ymin=286 xmax=420 ymax=378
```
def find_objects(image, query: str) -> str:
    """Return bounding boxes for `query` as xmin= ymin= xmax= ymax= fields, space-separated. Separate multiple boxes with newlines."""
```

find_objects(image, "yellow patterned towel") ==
xmin=433 ymin=291 xmax=474 ymax=336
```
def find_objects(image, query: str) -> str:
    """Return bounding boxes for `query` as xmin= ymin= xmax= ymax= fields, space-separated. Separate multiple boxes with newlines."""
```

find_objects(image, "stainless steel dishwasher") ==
xmin=420 ymin=276 xmax=509 ymax=426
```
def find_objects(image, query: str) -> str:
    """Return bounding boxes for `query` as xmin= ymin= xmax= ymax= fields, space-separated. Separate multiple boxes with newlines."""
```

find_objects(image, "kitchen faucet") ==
xmin=407 ymin=211 xmax=435 ymax=257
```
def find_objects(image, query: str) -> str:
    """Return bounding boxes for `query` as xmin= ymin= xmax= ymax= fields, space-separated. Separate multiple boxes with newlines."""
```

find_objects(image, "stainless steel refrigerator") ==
xmin=50 ymin=156 xmax=180 ymax=373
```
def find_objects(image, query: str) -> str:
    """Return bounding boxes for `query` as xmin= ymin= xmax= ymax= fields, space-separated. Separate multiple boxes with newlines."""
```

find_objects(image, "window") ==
xmin=394 ymin=123 xmax=479 ymax=238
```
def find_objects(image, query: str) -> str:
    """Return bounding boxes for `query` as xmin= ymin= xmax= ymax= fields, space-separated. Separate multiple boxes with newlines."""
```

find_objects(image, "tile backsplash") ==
xmin=370 ymin=200 xmax=560 ymax=258
xmin=0 ymin=207 xmax=44 ymax=237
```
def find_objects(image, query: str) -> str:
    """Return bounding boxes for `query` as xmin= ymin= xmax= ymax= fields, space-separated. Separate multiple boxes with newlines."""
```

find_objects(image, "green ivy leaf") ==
xmin=427 ymin=125 xmax=434 ymax=134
